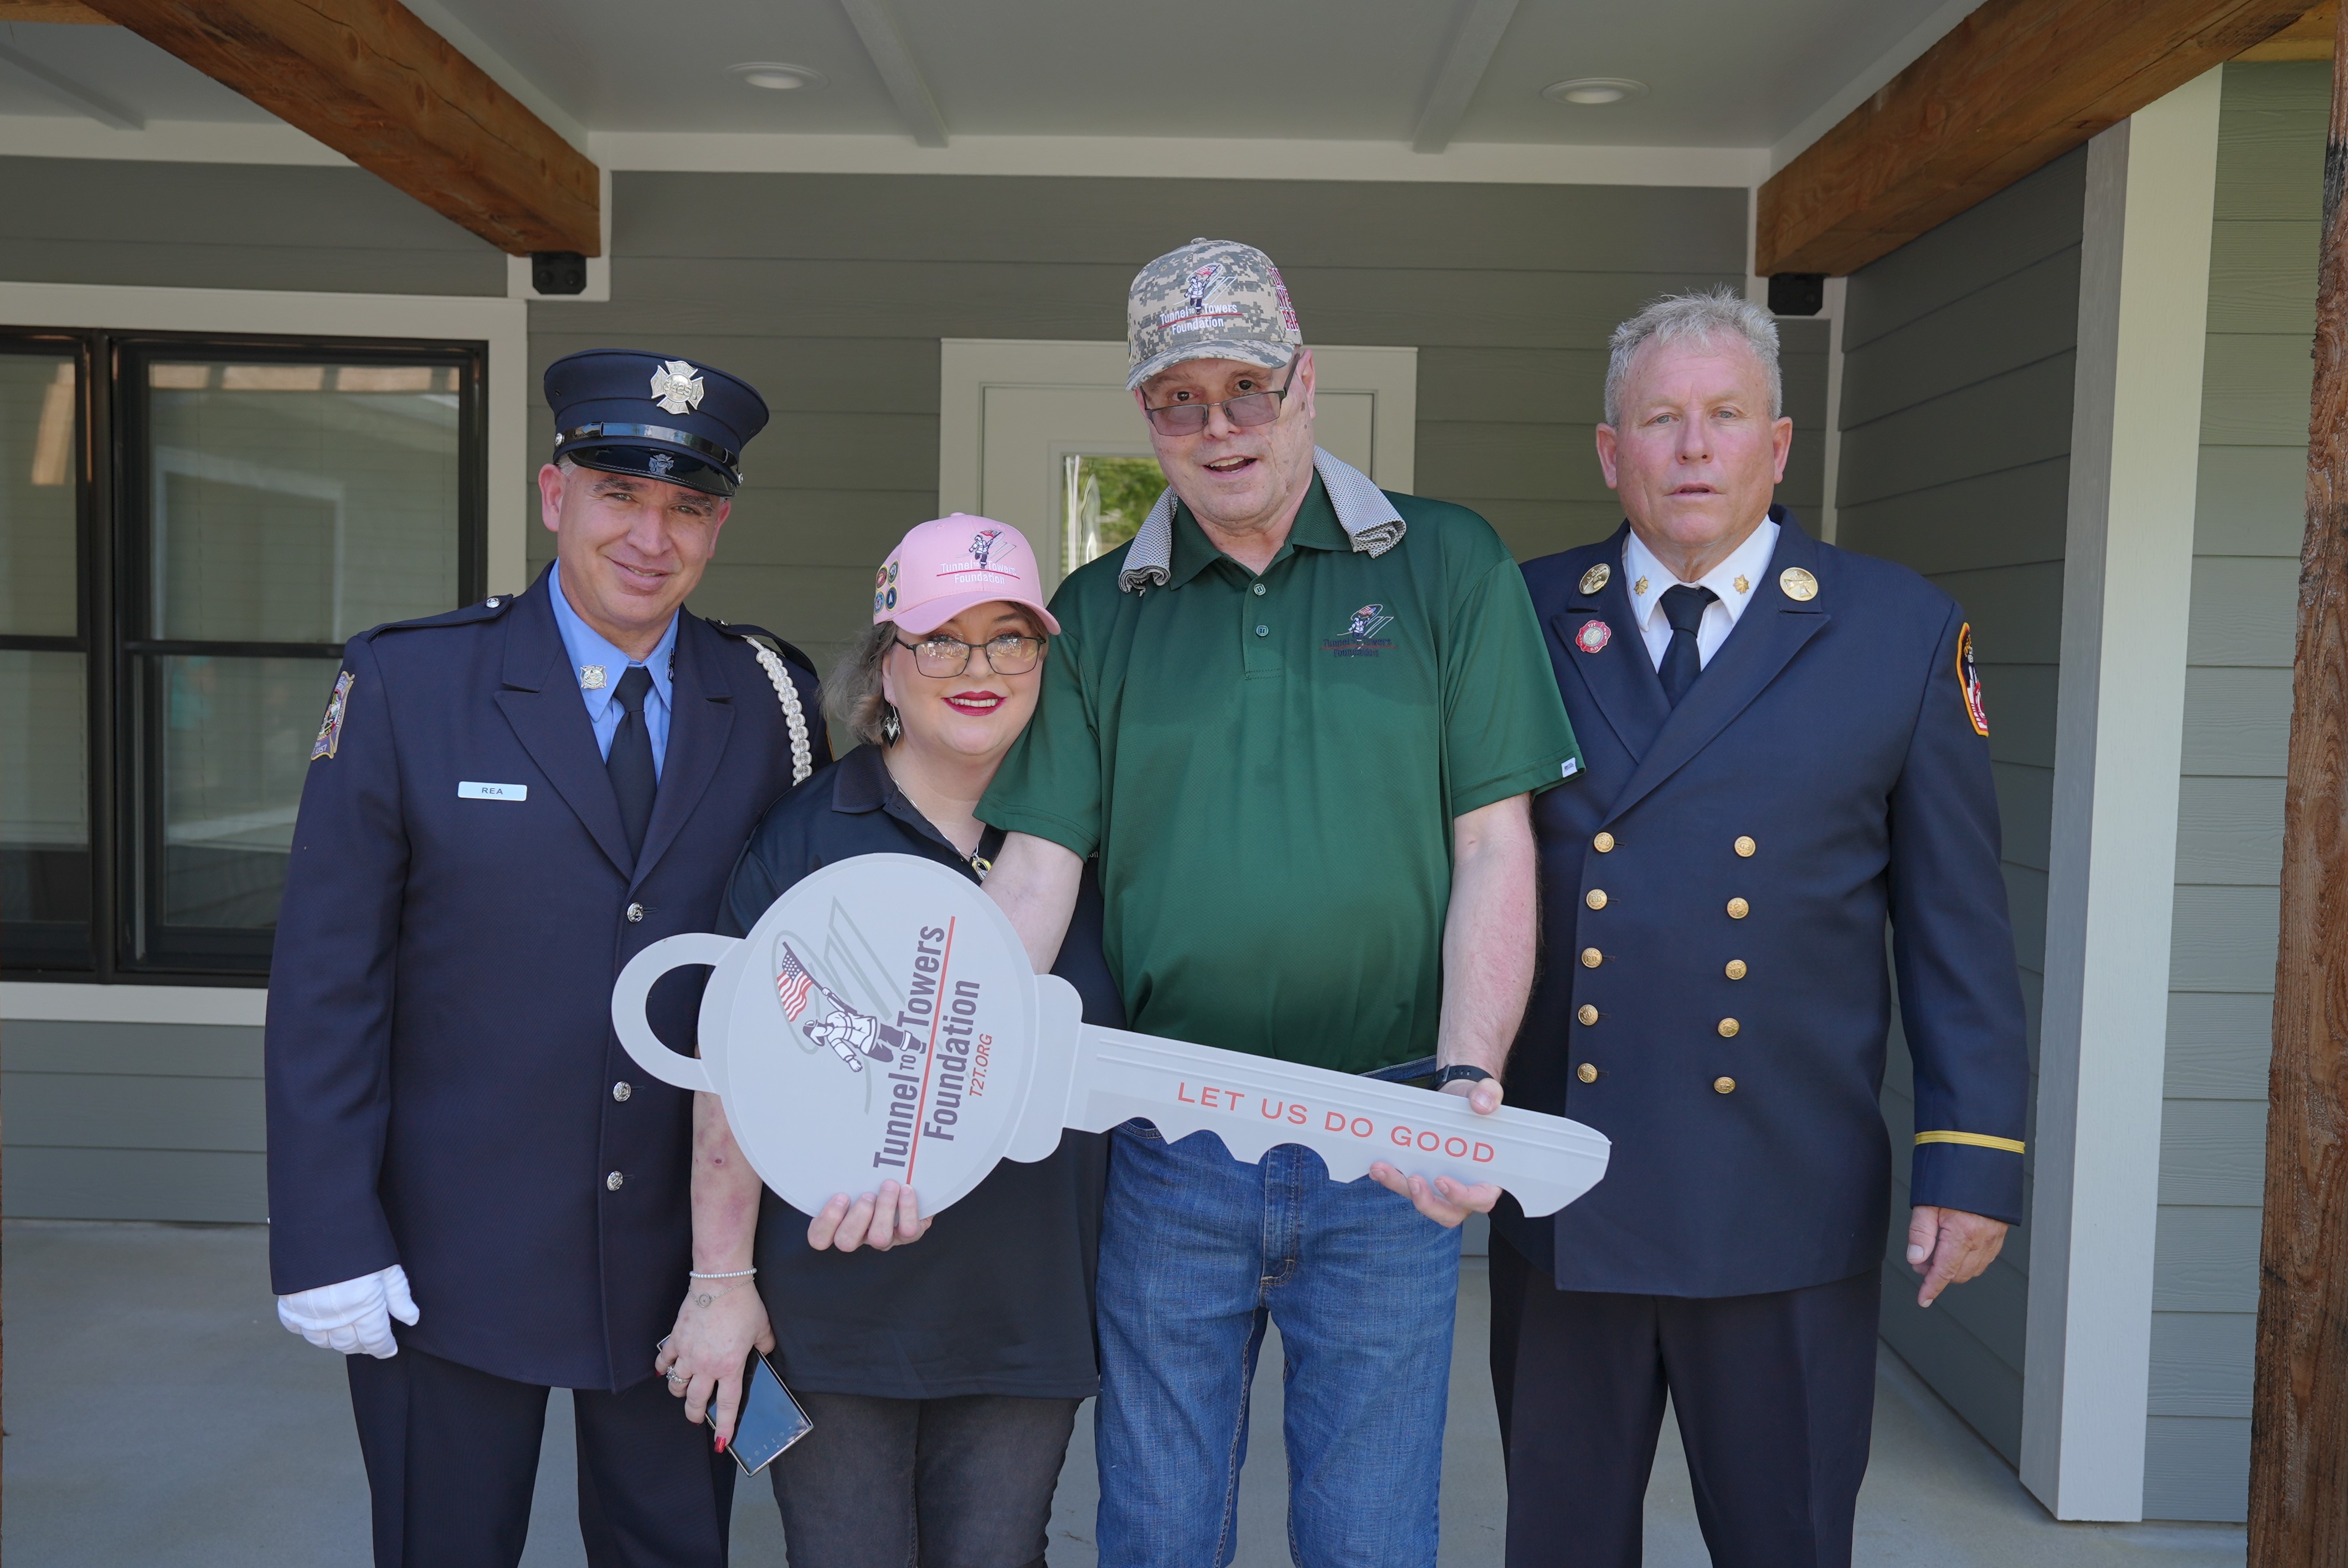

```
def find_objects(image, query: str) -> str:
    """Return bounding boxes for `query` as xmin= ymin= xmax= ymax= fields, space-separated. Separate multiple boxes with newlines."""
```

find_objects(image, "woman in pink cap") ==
xmin=656 ymin=515 xmax=1123 ymax=1567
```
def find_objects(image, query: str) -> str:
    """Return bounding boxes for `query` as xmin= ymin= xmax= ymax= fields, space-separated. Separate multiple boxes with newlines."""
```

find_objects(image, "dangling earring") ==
xmin=880 ymin=704 xmax=902 ymax=745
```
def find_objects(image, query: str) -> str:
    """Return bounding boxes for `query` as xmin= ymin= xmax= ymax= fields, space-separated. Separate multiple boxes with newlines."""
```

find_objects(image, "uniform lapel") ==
xmin=1551 ymin=525 xmax=1669 ymax=765
xmin=629 ymin=612 xmax=734 ymax=891
xmin=492 ymin=573 xmax=636 ymax=880
xmin=1601 ymin=510 xmax=1830 ymax=826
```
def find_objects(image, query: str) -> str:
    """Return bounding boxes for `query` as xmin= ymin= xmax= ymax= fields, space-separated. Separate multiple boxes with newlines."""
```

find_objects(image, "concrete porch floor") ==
xmin=3 ymin=1220 xmax=2247 ymax=1566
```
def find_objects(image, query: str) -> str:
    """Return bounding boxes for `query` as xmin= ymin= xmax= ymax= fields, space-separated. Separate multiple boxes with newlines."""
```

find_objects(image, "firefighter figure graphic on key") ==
xmin=775 ymin=940 xmax=905 ymax=1072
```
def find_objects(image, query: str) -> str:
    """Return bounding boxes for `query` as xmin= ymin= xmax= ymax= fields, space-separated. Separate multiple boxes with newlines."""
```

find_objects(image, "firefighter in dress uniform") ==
xmin=264 ymin=350 xmax=828 ymax=1568
xmin=1496 ymin=292 xmax=2029 ymax=1568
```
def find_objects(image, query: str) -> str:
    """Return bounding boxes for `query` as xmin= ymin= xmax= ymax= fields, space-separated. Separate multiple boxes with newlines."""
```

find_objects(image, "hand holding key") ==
xmin=613 ymin=854 xmax=1610 ymax=1223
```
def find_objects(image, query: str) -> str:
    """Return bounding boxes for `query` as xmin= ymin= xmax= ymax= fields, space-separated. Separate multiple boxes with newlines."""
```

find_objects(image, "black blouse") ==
xmin=716 ymin=744 xmax=1122 ymax=1400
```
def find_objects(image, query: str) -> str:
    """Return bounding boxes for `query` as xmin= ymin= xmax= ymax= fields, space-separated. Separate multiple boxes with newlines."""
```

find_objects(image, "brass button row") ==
xmin=1571 ymin=1067 xmax=1737 ymax=1094
xmin=1727 ymin=897 xmax=1749 ymax=919
xmin=1726 ymin=959 xmax=1747 ymax=980
xmin=1582 ymin=947 xmax=1603 ymax=968
xmin=1578 ymin=1004 xmax=1599 ymax=1026
xmin=1590 ymin=832 xmax=1752 ymax=857
xmin=1587 ymin=889 xmax=1608 ymax=910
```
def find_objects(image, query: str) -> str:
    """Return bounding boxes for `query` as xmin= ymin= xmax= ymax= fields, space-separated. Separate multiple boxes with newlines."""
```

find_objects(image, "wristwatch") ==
xmin=1434 ymin=1064 xmax=1494 ymax=1088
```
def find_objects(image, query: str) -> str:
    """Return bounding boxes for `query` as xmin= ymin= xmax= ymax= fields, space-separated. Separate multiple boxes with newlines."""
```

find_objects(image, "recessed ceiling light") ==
xmin=1543 ymin=77 xmax=1647 ymax=106
xmin=729 ymin=61 xmax=828 ymax=91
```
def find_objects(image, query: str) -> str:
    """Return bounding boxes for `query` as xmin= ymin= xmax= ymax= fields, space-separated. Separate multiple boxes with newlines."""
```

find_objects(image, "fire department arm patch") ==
xmin=310 ymin=669 xmax=354 ymax=761
xmin=1955 ymin=622 xmax=1989 ymax=737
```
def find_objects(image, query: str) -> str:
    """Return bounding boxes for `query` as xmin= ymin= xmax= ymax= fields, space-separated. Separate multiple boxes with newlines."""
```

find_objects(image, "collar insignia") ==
xmin=579 ymin=664 xmax=608 ymax=690
xmin=1779 ymin=566 xmax=1819 ymax=602
xmin=1579 ymin=563 xmax=1610 ymax=596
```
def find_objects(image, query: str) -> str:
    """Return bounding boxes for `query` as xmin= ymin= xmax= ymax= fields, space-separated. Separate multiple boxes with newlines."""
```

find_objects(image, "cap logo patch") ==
xmin=649 ymin=359 xmax=706 ymax=415
xmin=961 ymin=528 xmax=1008 ymax=574
xmin=646 ymin=451 xmax=675 ymax=476
xmin=1957 ymin=621 xmax=1990 ymax=736
xmin=1574 ymin=618 xmax=1612 ymax=654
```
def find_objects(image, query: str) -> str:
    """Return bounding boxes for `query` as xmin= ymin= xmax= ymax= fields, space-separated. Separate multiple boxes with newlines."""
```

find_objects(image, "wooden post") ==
xmin=2250 ymin=6 xmax=2348 ymax=1559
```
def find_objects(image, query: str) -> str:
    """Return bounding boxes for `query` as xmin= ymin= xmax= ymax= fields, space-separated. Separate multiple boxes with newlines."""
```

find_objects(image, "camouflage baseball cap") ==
xmin=1126 ymin=238 xmax=1303 ymax=391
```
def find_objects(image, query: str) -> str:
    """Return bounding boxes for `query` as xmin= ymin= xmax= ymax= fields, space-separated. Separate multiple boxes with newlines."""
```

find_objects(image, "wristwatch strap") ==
xmin=1435 ymin=1064 xmax=1494 ymax=1087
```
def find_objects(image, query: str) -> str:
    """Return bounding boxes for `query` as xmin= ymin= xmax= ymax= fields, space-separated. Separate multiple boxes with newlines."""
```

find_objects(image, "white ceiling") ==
xmin=0 ymin=0 xmax=1960 ymax=152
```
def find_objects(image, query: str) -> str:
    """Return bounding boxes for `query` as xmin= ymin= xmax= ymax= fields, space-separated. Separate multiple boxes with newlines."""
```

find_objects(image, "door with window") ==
xmin=0 ymin=330 xmax=485 ymax=978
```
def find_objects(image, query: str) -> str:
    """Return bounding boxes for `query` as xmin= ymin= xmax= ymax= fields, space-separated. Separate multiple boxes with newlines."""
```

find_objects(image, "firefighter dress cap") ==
xmin=875 ymin=514 xmax=1060 ymax=637
xmin=1125 ymin=238 xmax=1304 ymax=390
xmin=544 ymin=348 xmax=770 ymax=497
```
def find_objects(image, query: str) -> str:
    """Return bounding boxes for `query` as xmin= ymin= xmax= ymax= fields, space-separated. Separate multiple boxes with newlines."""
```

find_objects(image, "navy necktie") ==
xmin=608 ymin=666 xmax=658 ymax=860
xmin=1657 ymin=584 xmax=1718 ymax=708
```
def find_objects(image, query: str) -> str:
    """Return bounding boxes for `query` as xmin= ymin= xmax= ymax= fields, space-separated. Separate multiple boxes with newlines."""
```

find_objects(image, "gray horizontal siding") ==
xmin=0 ymin=156 xmax=503 ymax=296
xmin=534 ymin=172 xmax=1779 ymax=668
xmin=2 ymin=1019 xmax=266 ymax=1223
xmin=1836 ymin=144 xmax=2086 ymax=1468
xmin=2141 ymin=59 xmax=2322 ymax=1524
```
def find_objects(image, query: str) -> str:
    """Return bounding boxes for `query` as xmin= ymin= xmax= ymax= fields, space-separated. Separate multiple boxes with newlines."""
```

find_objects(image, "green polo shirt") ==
xmin=979 ymin=474 xmax=1580 ymax=1073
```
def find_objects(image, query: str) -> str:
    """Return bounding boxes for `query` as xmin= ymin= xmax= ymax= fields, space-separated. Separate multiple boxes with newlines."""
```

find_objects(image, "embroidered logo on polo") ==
xmin=1956 ymin=622 xmax=1990 ymax=736
xmin=1321 ymin=602 xmax=1396 ymax=657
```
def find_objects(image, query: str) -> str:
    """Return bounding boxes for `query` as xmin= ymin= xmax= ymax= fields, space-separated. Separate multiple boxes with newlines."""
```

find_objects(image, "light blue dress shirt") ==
xmin=548 ymin=562 xmax=678 ymax=781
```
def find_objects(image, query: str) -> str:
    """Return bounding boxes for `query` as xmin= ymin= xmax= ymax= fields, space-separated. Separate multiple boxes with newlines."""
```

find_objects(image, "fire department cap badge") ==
xmin=648 ymin=359 xmax=706 ymax=416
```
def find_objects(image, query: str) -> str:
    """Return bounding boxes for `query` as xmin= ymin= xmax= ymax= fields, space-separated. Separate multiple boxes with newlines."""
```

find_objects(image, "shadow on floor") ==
xmin=2 ymin=1220 xmax=2247 ymax=1566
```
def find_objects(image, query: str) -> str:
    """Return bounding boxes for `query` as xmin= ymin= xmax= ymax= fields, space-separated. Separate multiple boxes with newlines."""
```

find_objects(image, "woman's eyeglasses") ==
xmin=895 ymin=633 xmax=1047 ymax=678
xmin=1141 ymin=353 xmax=1300 ymax=437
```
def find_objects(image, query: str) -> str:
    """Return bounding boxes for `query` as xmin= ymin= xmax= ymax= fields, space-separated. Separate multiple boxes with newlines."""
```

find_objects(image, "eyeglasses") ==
xmin=894 ymin=633 xmax=1047 ymax=677
xmin=1141 ymin=353 xmax=1300 ymax=437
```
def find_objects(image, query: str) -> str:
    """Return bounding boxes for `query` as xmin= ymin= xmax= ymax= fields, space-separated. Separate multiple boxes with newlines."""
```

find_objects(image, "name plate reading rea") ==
xmin=611 ymin=853 xmax=1612 ymax=1220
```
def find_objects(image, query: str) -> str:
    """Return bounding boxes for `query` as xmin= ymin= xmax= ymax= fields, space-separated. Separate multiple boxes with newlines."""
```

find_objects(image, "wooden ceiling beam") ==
xmin=0 ymin=1 xmax=114 ymax=20
xmin=1758 ymin=0 xmax=2317 ymax=277
xmin=75 ymin=0 xmax=598 ymax=256
xmin=2240 ymin=0 xmax=2337 ymax=59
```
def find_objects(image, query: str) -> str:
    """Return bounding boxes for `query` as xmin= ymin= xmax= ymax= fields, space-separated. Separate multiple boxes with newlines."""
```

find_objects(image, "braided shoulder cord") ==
xmin=749 ymin=642 xmax=816 ymax=785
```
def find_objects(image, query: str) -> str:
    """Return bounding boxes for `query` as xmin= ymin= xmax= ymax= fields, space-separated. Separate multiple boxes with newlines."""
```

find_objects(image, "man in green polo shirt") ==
xmin=979 ymin=238 xmax=1579 ymax=1567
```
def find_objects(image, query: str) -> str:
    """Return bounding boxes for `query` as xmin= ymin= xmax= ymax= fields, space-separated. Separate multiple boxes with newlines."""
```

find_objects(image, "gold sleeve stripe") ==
xmin=1916 ymin=1131 xmax=2025 ymax=1154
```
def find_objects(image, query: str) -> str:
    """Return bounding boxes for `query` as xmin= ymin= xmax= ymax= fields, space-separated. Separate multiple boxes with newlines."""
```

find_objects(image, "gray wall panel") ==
xmin=1836 ymin=145 xmax=2087 ymax=1471
xmin=0 ymin=157 xmax=502 ymax=295
xmin=2143 ymin=1417 xmax=2252 ymax=1522
xmin=2 ymin=1146 xmax=265 ymax=1223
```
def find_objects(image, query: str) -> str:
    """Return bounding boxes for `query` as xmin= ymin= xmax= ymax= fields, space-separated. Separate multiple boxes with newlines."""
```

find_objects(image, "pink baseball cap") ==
xmin=872 ymin=514 xmax=1060 ymax=637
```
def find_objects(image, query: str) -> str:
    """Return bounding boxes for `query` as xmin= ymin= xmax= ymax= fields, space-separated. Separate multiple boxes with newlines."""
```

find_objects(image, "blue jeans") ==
xmin=1095 ymin=1123 xmax=1463 ymax=1568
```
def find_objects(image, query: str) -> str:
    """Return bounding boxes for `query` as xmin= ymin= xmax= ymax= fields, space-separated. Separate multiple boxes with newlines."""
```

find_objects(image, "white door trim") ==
xmin=2019 ymin=67 xmax=2222 ymax=1523
xmin=938 ymin=338 xmax=1418 ymax=545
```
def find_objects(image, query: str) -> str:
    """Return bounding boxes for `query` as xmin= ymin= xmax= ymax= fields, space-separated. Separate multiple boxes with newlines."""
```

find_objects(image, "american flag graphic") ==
xmin=775 ymin=946 xmax=816 ymax=1022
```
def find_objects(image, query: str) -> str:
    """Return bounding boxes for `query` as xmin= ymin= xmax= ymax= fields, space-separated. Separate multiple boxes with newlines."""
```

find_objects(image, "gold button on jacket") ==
xmin=1578 ymin=1004 xmax=1599 ymax=1026
xmin=1727 ymin=897 xmax=1749 ymax=919
xmin=1713 ymin=1077 xmax=1737 ymax=1095
xmin=1593 ymin=832 xmax=1615 ymax=853
xmin=1577 ymin=1063 xmax=1599 ymax=1084
xmin=1580 ymin=947 xmax=1603 ymax=968
xmin=1718 ymin=1018 xmax=1740 ymax=1038
xmin=1586 ymin=889 xmax=1608 ymax=910
xmin=1734 ymin=835 xmax=1757 ymax=858
xmin=1726 ymin=959 xmax=1748 ymax=980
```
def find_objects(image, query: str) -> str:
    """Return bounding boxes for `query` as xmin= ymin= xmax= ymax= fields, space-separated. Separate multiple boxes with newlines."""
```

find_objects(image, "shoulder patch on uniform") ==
xmin=1956 ymin=621 xmax=1989 ymax=737
xmin=310 ymin=670 xmax=353 ymax=761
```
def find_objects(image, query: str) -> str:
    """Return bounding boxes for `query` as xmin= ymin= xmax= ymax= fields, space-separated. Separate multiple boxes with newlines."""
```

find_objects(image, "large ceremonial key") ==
xmin=612 ymin=853 xmax=1610 ymax=1219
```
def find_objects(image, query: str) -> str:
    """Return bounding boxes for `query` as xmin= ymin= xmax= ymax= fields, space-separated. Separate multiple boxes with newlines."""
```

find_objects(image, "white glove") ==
xmin=276 ymin=1265 xmax=421 ymax=1359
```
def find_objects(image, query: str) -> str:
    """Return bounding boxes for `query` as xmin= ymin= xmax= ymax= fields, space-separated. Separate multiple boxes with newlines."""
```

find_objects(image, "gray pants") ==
xmin=769 ymin=1391 xmax=1082 ymax=1568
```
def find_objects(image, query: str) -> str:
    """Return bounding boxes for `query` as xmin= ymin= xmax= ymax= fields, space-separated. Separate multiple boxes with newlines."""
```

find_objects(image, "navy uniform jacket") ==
xmin=264 ymin=565 xmax=829 ymax=1390
xmin=1494 ymin=510 xmax=2028 ymax=1298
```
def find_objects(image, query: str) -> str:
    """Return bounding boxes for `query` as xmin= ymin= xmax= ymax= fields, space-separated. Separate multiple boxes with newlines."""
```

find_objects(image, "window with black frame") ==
xmin=0 ymin=329 xmax=484 ymax=979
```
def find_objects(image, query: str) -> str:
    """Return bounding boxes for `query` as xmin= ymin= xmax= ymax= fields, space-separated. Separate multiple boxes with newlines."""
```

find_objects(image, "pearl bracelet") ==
xmin=688 ymin=1267 xmax=756 ymax=1280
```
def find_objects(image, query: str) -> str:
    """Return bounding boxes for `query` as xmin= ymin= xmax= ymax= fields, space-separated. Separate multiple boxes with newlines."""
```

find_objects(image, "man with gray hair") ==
xmin=979 ymin=238 xmax=1583 ymax=1565
xmin=1494 ymin=288 xmax=2030 ymax=1567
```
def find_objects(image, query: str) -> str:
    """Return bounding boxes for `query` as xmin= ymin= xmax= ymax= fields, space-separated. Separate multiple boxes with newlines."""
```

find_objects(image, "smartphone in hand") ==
xmin=723 ymin=1350 xmax=813 ymax=1477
